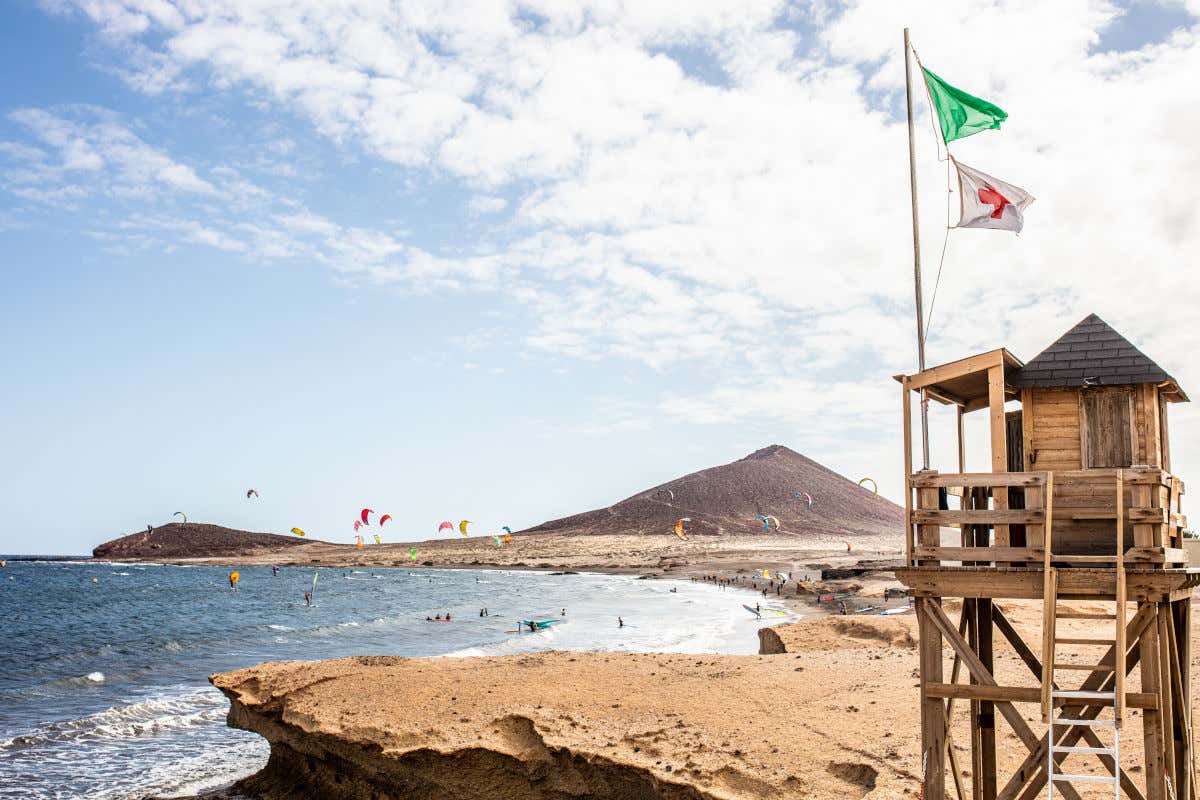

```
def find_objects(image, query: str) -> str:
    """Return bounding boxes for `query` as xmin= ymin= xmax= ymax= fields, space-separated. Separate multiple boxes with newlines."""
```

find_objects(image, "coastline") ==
xmin=193 ymin=593 xmax=1200 ymax=799
xmin=87 ymin=532 xmax=908 ymax=618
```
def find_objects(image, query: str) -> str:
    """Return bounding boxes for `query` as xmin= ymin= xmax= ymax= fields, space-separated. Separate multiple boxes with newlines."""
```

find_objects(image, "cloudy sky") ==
xmin=2 ymin=0 xmax=1197 ymax=554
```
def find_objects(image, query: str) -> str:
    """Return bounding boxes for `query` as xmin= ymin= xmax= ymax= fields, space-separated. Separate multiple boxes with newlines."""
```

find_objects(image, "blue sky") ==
xmin=2 ymin=1 xmax=1199 ymax=555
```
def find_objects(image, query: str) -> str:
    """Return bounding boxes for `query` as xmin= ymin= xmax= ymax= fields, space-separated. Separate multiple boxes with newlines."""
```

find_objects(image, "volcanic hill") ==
xmin=524 ymin=444 xmax=903 ymax=539
xmin=93 ymin=523 xmax=314 ymax=560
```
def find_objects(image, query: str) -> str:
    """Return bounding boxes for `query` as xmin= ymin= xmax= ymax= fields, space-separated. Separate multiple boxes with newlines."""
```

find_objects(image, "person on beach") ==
xmin=755 ymin=602 xmax=760 ymax=613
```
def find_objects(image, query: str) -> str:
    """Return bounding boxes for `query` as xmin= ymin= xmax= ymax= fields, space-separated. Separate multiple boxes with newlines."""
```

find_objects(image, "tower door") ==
xmin=1080 ymin=389 xmax=1135 ymax=468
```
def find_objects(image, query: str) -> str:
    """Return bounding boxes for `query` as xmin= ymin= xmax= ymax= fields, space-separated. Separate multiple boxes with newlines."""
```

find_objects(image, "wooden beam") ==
xmin=905 ymin=348 xmax=1008 ymax=393
xmin=911 ymin=510 xmax=1043 ymax=525
xmin=917 ymin=485 xmax=940 ymax=568
xmin=988 ymin=365 xmax=1010 ymax=559
xmin=1159 ymin=606 xmax=1177 ymax=793
xmin=957 ymin=405 xmax=966 ymax=474
xmin=1141 ymin=601 xmax=1167 ymax=800
xmin=903 ymin=380 xmax=913 ymax=568
xmin=911 ymin=472 xmax=1046 ymax=489
xmin=1040 ymin=567 xmax=1056 ymax=721
xmin=1117 ymin=469 xmax=1126 ymax=727
xmin=912 ymin=546 xmax=1042 ymax=564
xmin=1166 ymin=604 xmax=1193 ymax=800
xmin=918 ymin=598 xmax=946 ymax=800
xmin=977 ymin=599 xmax=996 ymax=800
xmin=922 ymin=683 xmax=1158 ymax=708
xmin=946 ymin=608 xmax=969 ymax=800
xmin=894 ymin=566 xmax=1200 ymax=602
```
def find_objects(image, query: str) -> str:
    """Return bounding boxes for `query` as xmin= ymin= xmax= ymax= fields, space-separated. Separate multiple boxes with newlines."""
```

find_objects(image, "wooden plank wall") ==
xmin=1022 ymin=385 xmax=1166 ymax=554
xmin=1023 ymin=385 xmax=1163 ymax=470
xmin=1024 ymin=387 xmax=1082 ymax=471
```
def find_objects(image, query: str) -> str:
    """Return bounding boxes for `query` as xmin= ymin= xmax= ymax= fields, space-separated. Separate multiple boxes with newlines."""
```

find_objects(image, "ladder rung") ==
xmin=1054 ymin=717 xmax=1117 ymax=727
xmin=1051 ymin=745 xmax=1116 ymax=755
xmin=1055 ymin=637 xmax=1114 ymax=645
xmin=1054 ymin=663 xmax=1115 ymax=671
xmin=1055 ymin=611 xmax=1116 ymax=620
xmin=1052 ymin=690 xmax=1116 ymax=700
xmin=1051 ymin=774 xmax=1118 ymax=783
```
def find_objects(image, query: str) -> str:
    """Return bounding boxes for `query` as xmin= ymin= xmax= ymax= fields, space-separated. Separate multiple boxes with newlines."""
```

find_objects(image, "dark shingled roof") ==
xmin=1011 ymin=314 xmax=1184 ymax=398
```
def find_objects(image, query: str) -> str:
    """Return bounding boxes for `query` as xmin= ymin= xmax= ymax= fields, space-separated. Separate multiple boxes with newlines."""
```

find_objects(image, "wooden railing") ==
xmin=905 ymin=468 xmax=1186 ymax=568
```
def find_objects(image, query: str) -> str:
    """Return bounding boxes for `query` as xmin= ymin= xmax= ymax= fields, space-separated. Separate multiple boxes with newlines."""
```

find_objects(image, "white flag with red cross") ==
xmin=951 ymin=156 xmax=1035 ymax=234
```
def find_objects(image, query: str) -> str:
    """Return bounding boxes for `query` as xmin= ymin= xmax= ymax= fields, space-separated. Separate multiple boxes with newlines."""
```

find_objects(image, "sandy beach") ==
xmin=208 ymin=594 xmax=1199 ymax=799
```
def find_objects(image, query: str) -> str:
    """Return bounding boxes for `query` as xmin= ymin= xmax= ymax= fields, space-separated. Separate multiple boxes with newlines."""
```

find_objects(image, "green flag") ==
xmin=921 ymin=67 xmax=1007 ymax=143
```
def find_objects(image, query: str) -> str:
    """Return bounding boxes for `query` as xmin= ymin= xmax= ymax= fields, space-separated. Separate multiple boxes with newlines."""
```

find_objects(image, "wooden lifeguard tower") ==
xmin=895 ymin=313 xmax=1198 ymax=800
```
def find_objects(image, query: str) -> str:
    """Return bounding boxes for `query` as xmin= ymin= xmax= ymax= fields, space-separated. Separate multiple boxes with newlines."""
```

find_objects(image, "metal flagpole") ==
xmin=903 ymin=27 xmax=930 ymax=470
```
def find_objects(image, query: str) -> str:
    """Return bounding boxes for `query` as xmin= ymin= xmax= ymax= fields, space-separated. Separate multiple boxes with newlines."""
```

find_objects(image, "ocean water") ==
xmin=0 ymin=560 xmax=791 ymax=799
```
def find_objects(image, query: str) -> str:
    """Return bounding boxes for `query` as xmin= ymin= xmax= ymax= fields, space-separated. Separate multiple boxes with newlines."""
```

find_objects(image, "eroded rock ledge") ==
xmin=212 ymin=626 xmax=922 ymax=799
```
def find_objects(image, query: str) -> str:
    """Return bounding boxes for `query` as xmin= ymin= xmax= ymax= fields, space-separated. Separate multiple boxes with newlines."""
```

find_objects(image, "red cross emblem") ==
xmin=977 ymin=185 xmax=1010 ymax=219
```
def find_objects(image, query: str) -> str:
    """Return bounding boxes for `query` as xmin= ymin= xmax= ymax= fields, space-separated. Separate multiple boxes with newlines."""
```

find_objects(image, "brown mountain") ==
xmin=524 ymin=444 xmax=902 ymax=538
xmin=93 ymin=523 xmax=314 ymax=560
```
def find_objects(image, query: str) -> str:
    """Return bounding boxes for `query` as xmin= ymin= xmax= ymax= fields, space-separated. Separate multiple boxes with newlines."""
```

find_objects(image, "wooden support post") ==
xmin=967 ymin=599 xmax=982 ymax=800
xmin=1141 ymin=601 xmax=1168 ymax=800
xmin=1159 ymin=606 xmax=1178 ymax=793
xmin=1166 ymin=602 xmax=1193 ymax=800
xmin=918 ymin=485 xmax=941 ymax=567
xmin=946 ymin=609 xmax=970 ymax=800
xmin=1180 ymin=599 xmax=1195 ymax=800
xmin=957 ymin=404 xmax=966 ymax=473
xmin=919 ymin=597 xmax=946 ymax=800
xmin=1117 ymin=468 xmax=1127 ymax=726
xmin=977 ymin=598 xmax=996 ymax=800
xmin=903 ymin=380 xmax=913 ymax=567
xmin=988 ymin=365 xmax=1009 ymax=550
xmin=1133 ymin=475 xmax=1157 ymax=550
xmin=1040 ymin=567 xmax=1056 ymax=722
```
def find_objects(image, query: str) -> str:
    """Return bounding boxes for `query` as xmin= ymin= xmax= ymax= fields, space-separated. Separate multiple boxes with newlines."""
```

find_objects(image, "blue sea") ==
xmin=0 ymin=560 xmax=790 ymax=799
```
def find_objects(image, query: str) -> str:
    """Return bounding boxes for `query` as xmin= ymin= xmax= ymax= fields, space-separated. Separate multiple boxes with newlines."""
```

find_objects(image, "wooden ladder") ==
xmin=1040 ymin=470 xmax=1128 ymax=797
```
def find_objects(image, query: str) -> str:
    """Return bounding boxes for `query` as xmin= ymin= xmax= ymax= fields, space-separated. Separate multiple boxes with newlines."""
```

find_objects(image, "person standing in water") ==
xmin=618 ymin=617 xmax=624 ymax=628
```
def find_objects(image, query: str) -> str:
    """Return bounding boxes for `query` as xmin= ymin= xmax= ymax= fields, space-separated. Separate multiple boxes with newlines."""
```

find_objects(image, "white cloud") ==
xmin=11 ymin=0 xmax=1200 ymax=496
xmin=4 ymin=106 xmax=217 ymax=201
